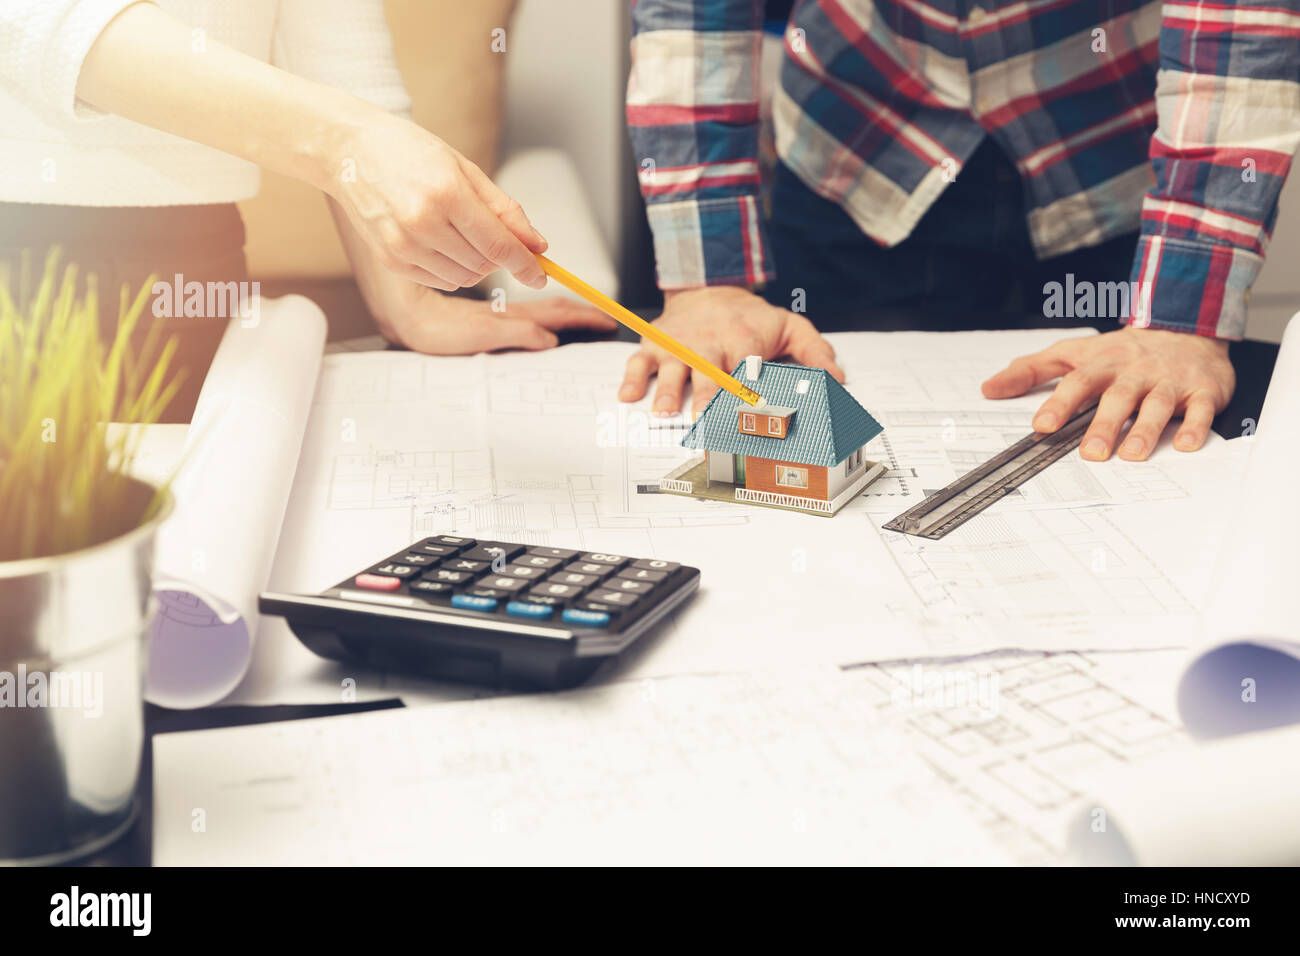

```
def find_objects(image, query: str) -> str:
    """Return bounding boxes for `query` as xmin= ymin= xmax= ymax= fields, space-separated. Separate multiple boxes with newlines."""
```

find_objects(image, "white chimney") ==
xmin=744 ymin=354 xmax=762 ymax=381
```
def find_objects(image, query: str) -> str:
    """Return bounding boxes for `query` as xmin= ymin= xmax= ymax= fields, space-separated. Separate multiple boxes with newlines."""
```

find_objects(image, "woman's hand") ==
xmin=324 ymin=114 xmax=548 ymax=292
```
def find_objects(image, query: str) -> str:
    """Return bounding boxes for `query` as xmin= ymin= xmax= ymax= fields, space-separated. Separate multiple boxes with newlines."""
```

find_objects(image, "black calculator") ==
xmin=259 ymin=536 xmax=700 ymax=690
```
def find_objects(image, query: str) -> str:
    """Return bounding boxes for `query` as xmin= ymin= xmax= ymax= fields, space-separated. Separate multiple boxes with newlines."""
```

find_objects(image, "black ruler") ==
xmin=882 ymin=403 xmax=1100 ymax=539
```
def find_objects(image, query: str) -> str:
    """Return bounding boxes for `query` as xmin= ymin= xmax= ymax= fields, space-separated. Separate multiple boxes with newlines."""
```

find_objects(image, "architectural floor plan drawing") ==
xmin=849 ymin=649 xmax=1188 ymax=863
xmin=871 ymin=505 xmax=1205 ymax=653
xmin=239 ymin=332 xmax=1247 ymax=705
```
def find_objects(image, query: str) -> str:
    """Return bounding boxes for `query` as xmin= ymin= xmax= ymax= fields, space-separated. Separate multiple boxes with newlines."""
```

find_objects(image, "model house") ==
xmin=660 ymin=356 xmax=886 ymax=516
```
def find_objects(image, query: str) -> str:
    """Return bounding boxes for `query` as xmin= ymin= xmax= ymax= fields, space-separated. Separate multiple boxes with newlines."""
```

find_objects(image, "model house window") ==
xmin=845 ymin=458 xmax=852 ymax=477
xmin=768 ymin=417 xmax=782 ymax=436
xmin=776 ymin=466 xmax=808 ymax=489
xmin=741 ymin=413 xmax=756 ymax=433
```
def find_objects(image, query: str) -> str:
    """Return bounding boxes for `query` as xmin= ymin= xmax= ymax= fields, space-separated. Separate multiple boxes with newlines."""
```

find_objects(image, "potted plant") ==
xmin=0 ymin=250 xmax=183 ymax=864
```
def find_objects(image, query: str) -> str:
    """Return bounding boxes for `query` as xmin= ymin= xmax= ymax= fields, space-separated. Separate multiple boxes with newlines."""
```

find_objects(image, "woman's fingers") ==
xmin=448 ymin=188 xmax=546 ymax=289
xmin=456 ymin=156 xmax=548 ymax=252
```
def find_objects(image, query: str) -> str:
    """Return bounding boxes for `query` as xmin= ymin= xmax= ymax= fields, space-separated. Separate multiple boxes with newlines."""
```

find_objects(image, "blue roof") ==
xmin=681 ymin=361 xmax=883 ymax=466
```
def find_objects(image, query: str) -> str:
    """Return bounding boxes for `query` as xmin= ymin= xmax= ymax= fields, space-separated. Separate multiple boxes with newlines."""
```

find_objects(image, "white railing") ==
xmin=734 ymin=488 xmax=833 ymax=513
xmin=659 ymin=478 xmax=693 ymax=493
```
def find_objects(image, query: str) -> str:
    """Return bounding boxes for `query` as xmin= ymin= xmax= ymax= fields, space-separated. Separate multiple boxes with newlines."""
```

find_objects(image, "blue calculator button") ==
xmin=562 ymin=608 xmax=611 ymax=627
xmin=506 ymin=601 xmax=554 ymax=620
xmin=452 ymin=594 xmax=498 ymax=612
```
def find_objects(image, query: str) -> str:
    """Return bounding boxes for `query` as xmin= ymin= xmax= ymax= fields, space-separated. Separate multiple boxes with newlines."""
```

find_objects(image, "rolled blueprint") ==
xmin=1069 ymin=722 xmax=1300 ymax=865
xmin=1178 ymin=313 xmax=1300 ymax=738
xmin=145 ymin=296 xmax=326 ymax=708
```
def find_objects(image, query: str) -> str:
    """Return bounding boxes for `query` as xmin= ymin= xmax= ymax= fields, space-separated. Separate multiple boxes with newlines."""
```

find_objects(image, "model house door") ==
xmin=734 ymin=455 xmax=746 ymax=484
xmin=707 ymin=451 xmax=735 ymax=484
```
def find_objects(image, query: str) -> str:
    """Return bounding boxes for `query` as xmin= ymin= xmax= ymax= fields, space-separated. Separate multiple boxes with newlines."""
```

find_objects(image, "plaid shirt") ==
xmin=627 ymin=0 xmax=1300 ymax=339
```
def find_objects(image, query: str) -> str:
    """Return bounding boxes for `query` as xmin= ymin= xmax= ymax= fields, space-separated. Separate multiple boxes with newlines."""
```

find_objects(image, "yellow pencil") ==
xmin=536 ymin=254 xmax=763 ymax=407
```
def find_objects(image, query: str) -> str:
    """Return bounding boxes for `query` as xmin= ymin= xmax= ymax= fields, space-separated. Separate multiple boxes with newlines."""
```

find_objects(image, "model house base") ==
xmin=659 ymin=454 xmax=887 ymax=516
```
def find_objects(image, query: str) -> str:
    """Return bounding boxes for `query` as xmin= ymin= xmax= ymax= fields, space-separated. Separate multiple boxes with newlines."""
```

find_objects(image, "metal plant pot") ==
xmin=0 ymin=477 xmax=171 ymax=865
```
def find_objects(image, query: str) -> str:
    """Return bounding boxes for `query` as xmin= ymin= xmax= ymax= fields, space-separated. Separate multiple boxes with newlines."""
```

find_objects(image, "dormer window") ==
xmin=737 ymin=404 xmax=795 ymax=438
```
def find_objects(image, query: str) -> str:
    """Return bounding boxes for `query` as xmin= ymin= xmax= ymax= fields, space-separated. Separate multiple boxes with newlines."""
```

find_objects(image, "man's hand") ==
xmin=617 ymin=287 xmax=844 ymax=416
xmin=981 ymin=327 xmax=1235 ymax=461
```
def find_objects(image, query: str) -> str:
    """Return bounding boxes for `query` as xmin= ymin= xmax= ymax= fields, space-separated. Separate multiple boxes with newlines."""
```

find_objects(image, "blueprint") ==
xmin=222 ymin=331 xmax=1249 ymax=705
xmin=154 ymin=668 xmax=1015 ymax=866
xmin=848 ymin=648 xmax=1188 ymax=864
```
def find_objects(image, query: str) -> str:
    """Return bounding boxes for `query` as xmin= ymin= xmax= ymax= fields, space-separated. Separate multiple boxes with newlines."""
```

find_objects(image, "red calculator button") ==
xmin=354 ymin=573 xmax=402 ymax=591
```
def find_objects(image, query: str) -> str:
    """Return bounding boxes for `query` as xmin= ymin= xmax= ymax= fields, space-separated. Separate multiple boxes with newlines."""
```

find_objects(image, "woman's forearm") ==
xmin=76 ymin=1 xmax=547 ymax=290
xmin=76 ymin=2 xmax=367 ymax=195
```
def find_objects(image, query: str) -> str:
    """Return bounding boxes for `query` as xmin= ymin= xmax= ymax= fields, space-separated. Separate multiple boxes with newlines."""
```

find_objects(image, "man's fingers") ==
xmin=1033 ymin=366 xmax=1109 ymax=433
xmin=652 ymin=360 xmax=690 ymax=415
xmin=1118 ymin=384 xmax=1177 ymax=461
xmin=456 ymin=156 xmax=548 ymax=252
xmin=691 ymin=370 xmax=718 ymax=417
xmin=505 ymin=298 xmax=618 ymax=332
xmin=620 ymin=350 xmax=658 ymax=403
xmin=447 ymin=189 xmax=546 ymax=289
xmin=982 ymin=352 xmax=1073 ymax=401
xmin=1175 ymin=390 xmax=1218 ymax=452
xmin=785 ymin=316 xmax=846 ymax=381
xmin=1080 ymin=377 xmax=1145 ymax=461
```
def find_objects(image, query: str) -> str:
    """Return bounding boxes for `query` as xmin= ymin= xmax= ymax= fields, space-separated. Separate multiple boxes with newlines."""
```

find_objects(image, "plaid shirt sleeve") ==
xmin=627 ymin=0 xmax=773 ymax=290
xmin=1129 ymin=0 xmax=1300 ymax=339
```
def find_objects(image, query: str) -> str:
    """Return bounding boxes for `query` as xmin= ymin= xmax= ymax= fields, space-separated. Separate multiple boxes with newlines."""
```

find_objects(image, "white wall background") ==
xmin=1246 ymin=173 xmax=1300 ymax=343
xmin=501 ymin=0 xmax=633 ymax=264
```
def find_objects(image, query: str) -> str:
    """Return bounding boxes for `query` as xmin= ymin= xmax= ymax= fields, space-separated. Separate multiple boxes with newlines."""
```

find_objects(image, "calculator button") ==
xmin=519 ymin=593 xmax=567 ymax=607
xmin=409 ymin=580 xmax=453 ymax=597
xmin=576 ymin=601 xmax=623 ymax=615
xmin=370 ymin=563 xmax=420 ymax=579
xmin=515 ymin=554 xmax=563 ymax=569
xmin=584 ymin=590 xmax=641 ymax=607
xmin=478 ymin=576 xmax=528 ymax=592
xmin=398 ymin=553 xmax=436 ymax=565
xmin=424 ymin=568 xmax=475 ymax=585
xmin=466 ymin=586 xmax=512 ymax=600
xmin=506 ymin=601 xmax=554 ymax=620
xmin=549 ymin=572 xmax=598 ymax=588
xmin=355 ymin=573 xmax=402 ymax=591
xmin=581 ymin=553 xmax=629 ymax=567
xmin=441 ymin=558 xmax=489 ymax=574
xmin=496 ymin=564 xmax=547 ymax=580
xmin=605 ymin=578 xmax=654 ymax=594
xmin=452 ymin=594 xmax=498 ymax=612
xmin=564 ymin=561 xmax=616 ymax=577
xmin=631 ymin=559 xmax=680 ymax=573
xmin=530 ymin=582 xmax=584 ymax=600
xmin=418 ymin=543 xmax=461 ymax=557
xmin=616 ymin=567 xmax=667 ymax=584
xmin=462 ymin=543 xmax=524 ymax=564
xmin=562 ymin=608 xmax=611 ymax=627
xmin=527 ymin=547 xmax=578 ymax=560
xmin=424 ymin=535 xmax=474 ymax=550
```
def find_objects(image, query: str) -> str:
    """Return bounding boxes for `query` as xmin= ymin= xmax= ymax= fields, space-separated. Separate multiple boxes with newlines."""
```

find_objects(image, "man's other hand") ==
xmin=981 ymin=327 xmax=1235 ymax=461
